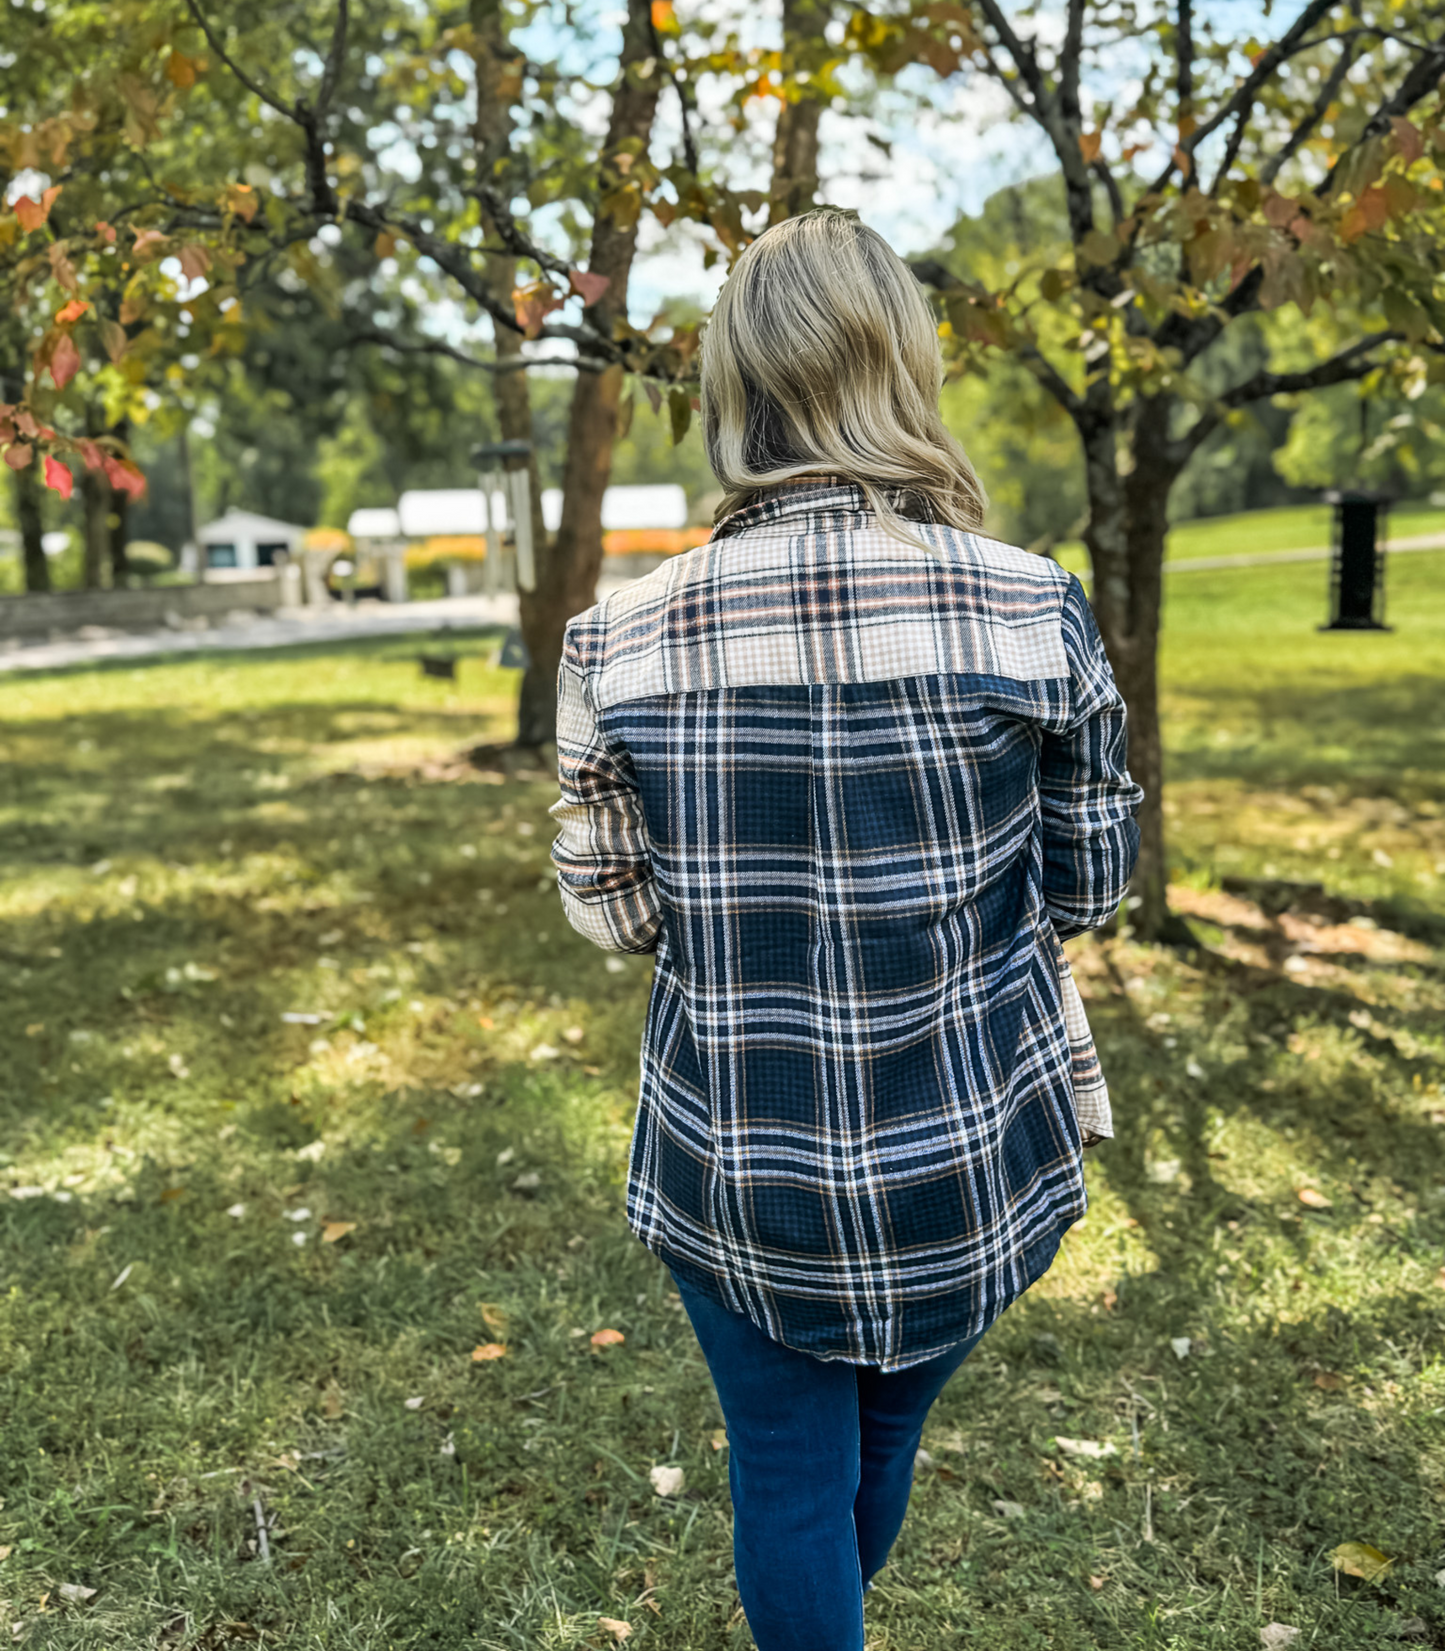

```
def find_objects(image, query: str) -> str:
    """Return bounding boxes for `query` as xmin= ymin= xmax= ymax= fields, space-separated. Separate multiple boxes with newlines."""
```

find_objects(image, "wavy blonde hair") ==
xmin=700 ymin=209 xmax=986 ymax=543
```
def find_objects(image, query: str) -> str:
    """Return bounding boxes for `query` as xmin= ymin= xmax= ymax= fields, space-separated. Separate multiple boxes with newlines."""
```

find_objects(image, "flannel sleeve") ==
xmin=1038 ymin=576 xmax=1143 ymax=939
xmin=548 ymin=638 xmax=662 ymax=954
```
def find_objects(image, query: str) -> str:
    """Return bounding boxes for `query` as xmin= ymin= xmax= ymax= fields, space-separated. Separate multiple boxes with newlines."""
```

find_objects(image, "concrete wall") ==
xmin=0 ymin=571 xmax=291 ymax=640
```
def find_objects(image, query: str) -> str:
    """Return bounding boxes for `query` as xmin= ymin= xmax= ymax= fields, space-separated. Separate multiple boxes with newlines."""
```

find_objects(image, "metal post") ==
xmin=472 ymin=440 xmax=533 ymax=597
xmin=509 ymin=467 xmax=535 ymax=592
xmin=1321 ymin=489 xmax=1391 ymax=631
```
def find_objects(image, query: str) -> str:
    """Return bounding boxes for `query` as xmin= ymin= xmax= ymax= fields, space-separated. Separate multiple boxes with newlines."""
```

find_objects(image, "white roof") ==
xmin=198 ymin=508 xmax=306 ymax=544
xmin=348 ymin=507 xmax=402 ymax=539
xmin=398 ymin=489 xmax=510 ymax=536
xmin=601 ymin=484 xmax=687 ymax=530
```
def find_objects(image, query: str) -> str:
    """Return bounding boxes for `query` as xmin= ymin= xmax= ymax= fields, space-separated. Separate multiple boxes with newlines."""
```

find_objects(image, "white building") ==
xmin=188 ymin=508 xmax=307 ymax=574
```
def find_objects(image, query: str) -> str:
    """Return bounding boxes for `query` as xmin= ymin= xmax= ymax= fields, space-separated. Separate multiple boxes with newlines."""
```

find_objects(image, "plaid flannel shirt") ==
xmin=550 ymin=480 xmax=1141 ymax=1369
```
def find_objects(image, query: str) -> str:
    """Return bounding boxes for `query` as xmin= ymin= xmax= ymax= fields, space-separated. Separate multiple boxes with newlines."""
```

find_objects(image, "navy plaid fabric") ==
xmin=550 ymin=481 xmax=1141 ymax=1369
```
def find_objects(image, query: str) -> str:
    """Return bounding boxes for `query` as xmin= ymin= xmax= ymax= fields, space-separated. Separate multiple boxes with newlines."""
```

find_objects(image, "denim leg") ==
xmin=671 ymin=1276 xmax=866 ymax=1651
xmin=852 ymin=1330 xmax=984 ymax=1584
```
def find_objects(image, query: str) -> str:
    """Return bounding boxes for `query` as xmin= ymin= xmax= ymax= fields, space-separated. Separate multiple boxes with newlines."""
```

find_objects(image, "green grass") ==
xmin=1 ymin=562 xmax=1443 ymax=1650
xmin=1050 ymin=502 xmax=1445 ymax=576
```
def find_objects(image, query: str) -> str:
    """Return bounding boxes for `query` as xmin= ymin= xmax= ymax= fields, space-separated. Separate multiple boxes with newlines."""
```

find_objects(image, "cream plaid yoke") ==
xmin=550 ymin=481 xmax=1141 ymax=1369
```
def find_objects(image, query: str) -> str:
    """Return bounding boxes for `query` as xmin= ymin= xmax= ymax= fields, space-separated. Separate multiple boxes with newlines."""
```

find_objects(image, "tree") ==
xmin=855 ymin=0 xmax=1445 ymax=940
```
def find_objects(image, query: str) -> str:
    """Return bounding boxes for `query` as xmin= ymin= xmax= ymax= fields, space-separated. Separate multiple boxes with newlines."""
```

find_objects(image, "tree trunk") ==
xmin=768 ymin=0 xmax=831 ymax=223
xmin=470 ymin=0 xmax=549 ymax=736
xmin=108 ymin=418 xmax=131 ymax=586
xmin=1082 ymin=396 xmax=1190 ymax=945
xmin=81 ymin=463 xmax=110 ymax=589
xmin=515 ymin=0 xmax=661 ymax=747
xmin=13 ymin=459 xmax=50 ymax=591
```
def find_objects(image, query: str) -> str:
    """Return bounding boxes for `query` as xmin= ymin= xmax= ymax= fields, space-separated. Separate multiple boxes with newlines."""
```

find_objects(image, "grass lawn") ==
xmin=1049 ymin=502 xmax=1445 ymax=577
xmin=1 ymin=556 xmax=1443 ymax=1650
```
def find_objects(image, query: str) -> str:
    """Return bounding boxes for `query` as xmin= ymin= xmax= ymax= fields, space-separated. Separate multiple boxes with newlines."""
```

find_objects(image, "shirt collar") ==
xmin=712 ymin=477 xmax=871 ymax=539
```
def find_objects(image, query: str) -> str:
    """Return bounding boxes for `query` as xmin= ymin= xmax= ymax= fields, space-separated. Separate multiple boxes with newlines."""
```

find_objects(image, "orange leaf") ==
xmin=166 ymin=49 xmax=198 ymax=89
xmin=42 ymin=455 xmax=73 ymax=499
xmin=1339 ymin=205 xmax=1367 ymax=243
xmin=1079 ymin=130 xmax=1102 ymax=164
xmin=650 ymin=0 xmax=678 ymax=33
xmin=55 ymin=298 xmax=90 ymax=325
xmin=1297 ymin=1187 xmax=1333 ymax=1209
xmin=49 ymin=334 xmax=81 ymax=390
xmin=569 ymin=267 xmax=611 ymax=306
xmin=3 ymin=443 xmax=34 ymax=471
xmin=471 ymin=1342 xmax=508 ymax=1361
xmin=590 ymin=1328 xmax=625 ymax=1348
xmin=321 ymin=1220 xmax=357 ymax=1243
xmin=226 ymin=184 xmax=258 ymax=223
xmin=511 ymin=281 xmax=563 ymax=340
xmin=14 ymin=185 xmax=61 ymax=233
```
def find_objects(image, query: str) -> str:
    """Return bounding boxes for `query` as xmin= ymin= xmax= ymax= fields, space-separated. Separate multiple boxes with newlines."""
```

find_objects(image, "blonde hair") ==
xmin=699 ymin=209 xmax=987 ymax=543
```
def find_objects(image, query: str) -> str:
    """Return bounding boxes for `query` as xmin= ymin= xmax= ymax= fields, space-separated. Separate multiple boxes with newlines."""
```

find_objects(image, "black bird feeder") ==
xmin=1321 ymin=489 xmax=1391 ymax=631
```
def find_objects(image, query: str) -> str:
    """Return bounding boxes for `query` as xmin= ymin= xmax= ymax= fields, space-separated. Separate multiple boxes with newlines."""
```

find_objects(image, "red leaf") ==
xmin=13 ymin=185 xmax=61 ymax=233
xmin=94 ymin=220 xmax=117 ymax=245
xmin=4 ymin=443 xmax=34 ymax=471
xmin=42 ymin=455 xmax=73 ymax=499
xmin=49 ymin=334 xmax=81 ymax=390
xmin=55 ymin=298 xmax=90 ymax=325
xmin=569 ymin=268 xmax=611 ymax=306
xmin=131 ymin=228 xmax=168 ymax=259
xmin=78 ymin=439 xmax=105 ymax=471
xmin=102 ymin=455 xmax=147 ymax=500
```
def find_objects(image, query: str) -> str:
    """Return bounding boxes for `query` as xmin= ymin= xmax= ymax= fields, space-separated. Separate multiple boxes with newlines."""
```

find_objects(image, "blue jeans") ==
xmin=672 ymin=1273 xmax=984 ymax=1651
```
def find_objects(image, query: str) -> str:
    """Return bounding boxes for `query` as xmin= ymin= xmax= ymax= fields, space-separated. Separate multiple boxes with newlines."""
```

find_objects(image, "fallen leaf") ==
xmin=1056 ymin=1436 xmax=1118 ymax=1459
xmin=110 ymin=1263 xmax=134 ymax=1291
xmin=1260 ymin=1625 xmax=1300 ymax=1650
xmin=226 ymin=1203 xmax=246 ymax=1219
xmin=159 ymin=1186 xmax=186 ymax=1203
xmin=562 ymin=1025 xmax=585 ymax=1044
xmin=1088 ymin=1574 xmax=1106 ymax=1591
xmin=591 ymin=1328 xmax=625 ymax=1348
xmin=1297 ymin=1188 xmax=1333 ymax=1209
xmin=322 ymin=1384 xmax=344 ymax=1418
xmin=709 ymin=1428 xmax=728 ymax=1451
xmin=530 ymin=1043 xmax=560 ymax=1061
xmin=295 ymin=1140 xmax=327 ymax=1163
xmin=58 ymin=1583 xmax=97 ymax=1603
xmin=512 ymin=1171 xmax=541 ymax=1191
xmin=495 ymin=1147 xmax=515 ymax=1166
xmin=991 ymin=1499 xmax=1026 ymax=1519
xmin=1330 ymin=1541 xmax=1394 ymax=1582
xmin=321 ymin=1221 xmax=357 ymax=1244
xmin=1313 ymin=1371 xmax=1345 ymax=1391
xmin=480 ymin=1302 xmax=508 ymax=1333
xmin=439 ymin=1432 xmax=455 ymax=1457
xmin=1170 ymin=1336 xmax=1192 ymax=1360
xmin=597 ymin=1619 xmax=632 ymax=1643
xmin=649 ymin=1464 xmax=684 ymax=1497
xmin=471 ymin=1343 xmax=508 ymax=1361
xmin=0 ymin=1546 xmax=10 ymax=1561
xmin=404 ymin=1396 xmax=424 ymax=1409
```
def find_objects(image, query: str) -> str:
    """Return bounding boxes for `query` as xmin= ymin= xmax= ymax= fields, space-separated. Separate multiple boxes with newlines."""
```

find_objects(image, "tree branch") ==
xmin=1321 ymin=36 xmax=1445 ymax=197
xmin=1143 ymin=0 xmax=1336 ymax=196
xmin=1258 ymin=39 xmax=1356 ymax=187
xmin=183 ymin=0 xmax=297 ymax=119
xmin=1216 ymin=331 xmax=1400 ymax=406
xmin=345 ymin=324 xmax=605 ymax=374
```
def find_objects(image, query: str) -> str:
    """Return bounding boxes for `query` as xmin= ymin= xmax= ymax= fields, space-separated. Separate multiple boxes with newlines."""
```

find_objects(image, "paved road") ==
xmin=0 ymin=592 xmax=523 ymax=675
xmin=1 ymin=537 xmax=1440 ymax=676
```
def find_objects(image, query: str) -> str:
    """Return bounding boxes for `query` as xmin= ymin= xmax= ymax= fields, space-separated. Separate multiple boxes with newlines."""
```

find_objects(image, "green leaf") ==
xmin=667 ymin=385 xmax=691 ymax=446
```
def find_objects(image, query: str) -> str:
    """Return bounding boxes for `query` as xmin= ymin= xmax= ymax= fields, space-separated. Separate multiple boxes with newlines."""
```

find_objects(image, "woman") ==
xmin=550 ymin=210 xmax=1141 ymax=1651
